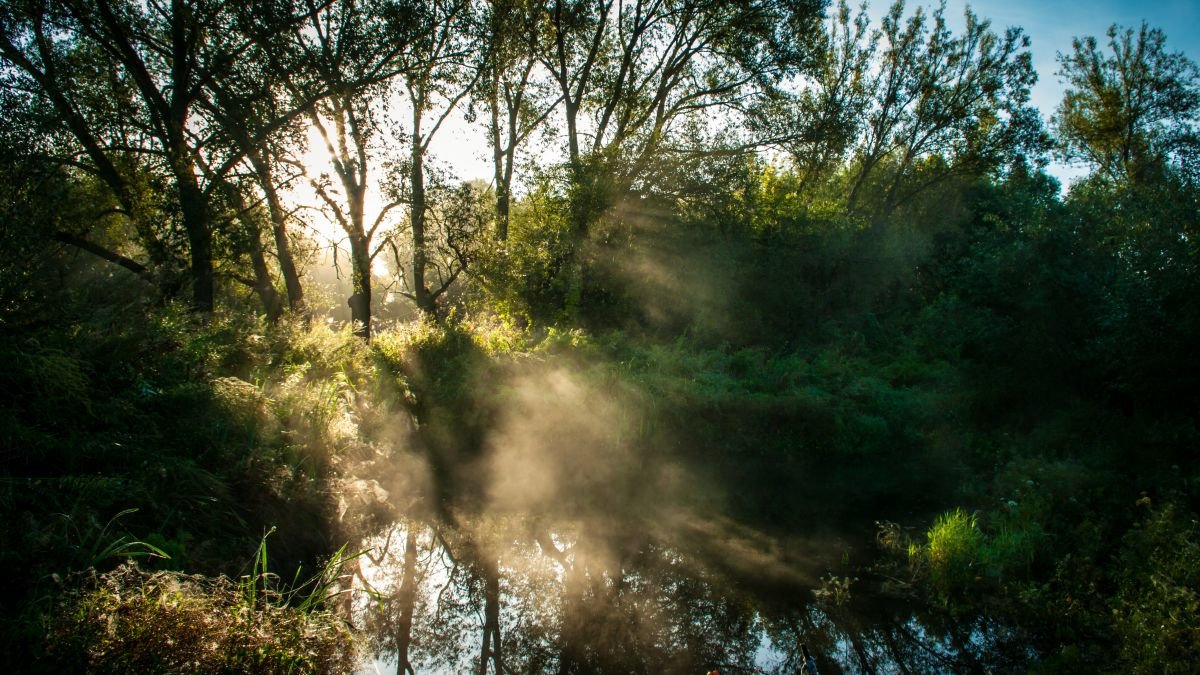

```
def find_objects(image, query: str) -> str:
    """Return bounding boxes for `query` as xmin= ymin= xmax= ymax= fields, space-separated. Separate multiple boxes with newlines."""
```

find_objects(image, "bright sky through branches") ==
xmin=934 ymin=0 xmax=1200 ymax=185
xmin=301 ymin=0 xmax=1200 ymax=218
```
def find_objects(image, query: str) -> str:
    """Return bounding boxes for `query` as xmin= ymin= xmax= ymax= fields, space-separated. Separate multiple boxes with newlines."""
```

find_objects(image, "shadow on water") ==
xmin=337 ymin=331 xmax=1028 ymax=674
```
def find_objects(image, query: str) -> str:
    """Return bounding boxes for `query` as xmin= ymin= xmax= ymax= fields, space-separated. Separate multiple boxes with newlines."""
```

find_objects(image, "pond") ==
xmin=343 ymin=509 xmax=1029 ymax=674
xmin=322 ymin=356 xmax=1037 ymax=674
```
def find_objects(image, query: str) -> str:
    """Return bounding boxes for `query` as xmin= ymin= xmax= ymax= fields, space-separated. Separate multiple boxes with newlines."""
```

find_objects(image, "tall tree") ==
xmin=535 ymin=0 xmax=825 ymax=315
xmin=843 ymin=0 xmax=1041 ymax=215
xmin=216 ymin=176 xmax=286 ymax=320
xmin=543 ymin=0 xmax=826 ymax=229
xmin=0 ymin=0 xmax=179 ymax=291
xmin=202 ymin=54 xmax=314 ymax=315
xmin=477 ymin=0 xmax=559 ymax=241
xmin=58 ymin=0 xmax=229 ymax=312
xmin=286 ymin=0 xmax=422 ymax=338
xmin=400 ymin=0 xmax=482 ymax=317
xmin=1053 ymin=23 xmax=1200 ymax=186
xmin=778 ymin=1 xmax=876 ymax=193
xmin=303 ymin=85 xmax=397 ymax=339
xmin=0 ymin=0 xmax=317 ymax=312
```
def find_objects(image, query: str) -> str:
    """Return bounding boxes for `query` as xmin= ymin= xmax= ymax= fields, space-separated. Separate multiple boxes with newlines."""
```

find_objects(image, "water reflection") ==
xmin=335 ymin=357 xmax=1030 ymax=673
xmin=346 ymin=511 xmax=1028 ymax=674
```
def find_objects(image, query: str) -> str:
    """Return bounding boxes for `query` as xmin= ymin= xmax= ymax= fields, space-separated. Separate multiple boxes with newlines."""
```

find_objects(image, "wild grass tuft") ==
xmin=48 ymin=561 xmax=357 ymax=674
xmin=909 ymin=508 xmax=984 ymax=594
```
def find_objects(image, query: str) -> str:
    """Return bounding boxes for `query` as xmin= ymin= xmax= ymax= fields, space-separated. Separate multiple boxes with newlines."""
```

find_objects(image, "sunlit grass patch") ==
xmin=901 ymin=503 xmax=1045 ymax=597
xmin=909 ymin=508 xmax=984 ymax=593
xmin=49 ymin=562 xmax=357 ymax=674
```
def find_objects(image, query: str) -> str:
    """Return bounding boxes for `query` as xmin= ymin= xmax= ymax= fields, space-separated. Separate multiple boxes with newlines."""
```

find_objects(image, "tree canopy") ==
xmin=1055 ymin=22 xmax=1200 ymax=185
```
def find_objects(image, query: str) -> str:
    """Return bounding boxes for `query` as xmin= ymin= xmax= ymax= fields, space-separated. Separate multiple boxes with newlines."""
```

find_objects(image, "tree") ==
xmin=1052 ymin=26 xmax=1200 ymax=414
xmin=216 ymin=177 xmax=286 ymax=320
xmin=285 ymin=0 xmax=422 ymax=338
xmin=841 ymin=0 xmax=1042 ymax=216
xmin=0 ymin=0 xmax=180 ymax=294
xmin=476 ymin=0 xmax=559 ymax=241
xmin=0 ymin=0 xmax=319 ymax=313
xmin=763 ymin=1 xmax=876 ymax=194
xmin=399 ymin=0 xmax=483 ymax=318
xmin=302 ymin=84 xmax=399 ymax=339
xmin=0 ymin=140 xmax=130 ymax=321
xmin=1053 ymin=23 xmax=1200 ymax=186
xmin=542 ymin=0 xmax=826 ymax=229
xmin=202 ymin=53 xmax=314 ymax=316
xmin=531 ymin=0 xmax=825 ymax=316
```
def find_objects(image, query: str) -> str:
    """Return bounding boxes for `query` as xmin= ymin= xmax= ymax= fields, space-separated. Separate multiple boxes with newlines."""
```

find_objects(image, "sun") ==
xmin=275 ymin=111 xmax=493 ymax=250
xmin=272 ymin=124 xmax=367 ymax=247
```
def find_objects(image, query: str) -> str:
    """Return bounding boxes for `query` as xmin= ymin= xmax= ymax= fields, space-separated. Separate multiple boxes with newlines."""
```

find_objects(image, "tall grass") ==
xmin=912 ymin=508 xmax=983 ymax=592
xmin=48 ymin=561 xmax=358 ymax=673
xmin=48 ymin=529 xmax=364 ymax=672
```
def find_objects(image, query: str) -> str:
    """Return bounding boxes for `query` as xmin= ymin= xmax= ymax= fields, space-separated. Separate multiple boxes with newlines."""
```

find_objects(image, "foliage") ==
xmin=910 ymin=509 xmax=984 ymax=593
xmin=0 ymin=297 xmax=384 ymax=667
xmin=1054 ymin=23 xmax=1200 ymax=185
xmin=466 ymin=172 xmax=577 ymax=324
xmin=1113 ymin=503 xmax=1200 ymax=673
xmin=47 ymin=562 xmax=357 ymax=674
xmin=2 ymin=0 xmax=1200 ymax=671
xmin=813 ymin=574 xmax=857 ymax=607
xmin=754 ymin=0 xmax=1045 ymax=216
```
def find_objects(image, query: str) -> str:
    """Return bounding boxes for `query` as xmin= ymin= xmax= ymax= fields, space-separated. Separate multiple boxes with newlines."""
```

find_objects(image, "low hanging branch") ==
xmin=51 ymin=231 xmax=152 ymax=280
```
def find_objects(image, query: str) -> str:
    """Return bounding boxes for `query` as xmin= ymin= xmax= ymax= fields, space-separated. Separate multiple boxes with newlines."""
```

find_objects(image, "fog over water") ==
xmin=319 ymin=270 xmax=1023 ymax=673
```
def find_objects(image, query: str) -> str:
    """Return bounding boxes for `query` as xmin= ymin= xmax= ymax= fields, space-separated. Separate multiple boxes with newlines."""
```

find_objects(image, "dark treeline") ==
xmin=2 ymin=0 xmax=1199 ymax=672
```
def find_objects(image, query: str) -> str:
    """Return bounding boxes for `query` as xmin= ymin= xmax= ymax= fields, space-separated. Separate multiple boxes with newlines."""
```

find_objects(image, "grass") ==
xmin=0 ymin=303 xmax=379 ymax=668
xmin=47 ymin=561 xmax=358 ymax=674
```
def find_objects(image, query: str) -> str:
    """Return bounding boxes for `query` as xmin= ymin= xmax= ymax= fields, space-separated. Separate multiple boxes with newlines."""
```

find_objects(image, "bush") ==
xmin=1114 ymin=503 xmax=1200 ymax=673
xmin=48 ymin=562 xmax=357 ymax=674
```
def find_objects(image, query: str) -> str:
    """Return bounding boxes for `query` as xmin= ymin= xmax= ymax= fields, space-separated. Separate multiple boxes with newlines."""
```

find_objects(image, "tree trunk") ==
xmin=558 ymin=159 xmax=610 ymax=316
xmin=495 ymin=184 xmax=511 ymax=242
xmin=497 ymin=138 xmax=516 ymax=242
xmin=176 ymin=167 xmax=214 ymax=313
xmin=247 ymin=221 xmax=283 ymax=321
xmin=249 ymin=148 xmax=305 ymax=313
xmin=164 ymin=0 xmax=213 ymax=313
xmin=489 ymin=74 xmax=510 ymax=242
xmin=565 ymin=99 xmax=581 ymax=167
xmin=228 ymin=183 xmax=283 ymax=321
xmin=348 ymin=232 xmax=372 ymax=340
xmin=410 ymin=114 xmax=435 ymax=317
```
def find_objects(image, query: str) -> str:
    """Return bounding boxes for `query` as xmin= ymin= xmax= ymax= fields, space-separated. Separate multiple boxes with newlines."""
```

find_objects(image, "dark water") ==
xmin=338 ymin=361 xmax=1029 ymax=673
xmin=347 ymin=511 xmax=1028 ymax=674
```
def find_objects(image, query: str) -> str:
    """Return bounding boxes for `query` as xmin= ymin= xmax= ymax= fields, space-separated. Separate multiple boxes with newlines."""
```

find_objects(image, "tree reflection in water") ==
xmin=349 ymin=511 xmax=1028 ymax=674
xmin=340 ymin=358 xmax=1031 ymax=673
